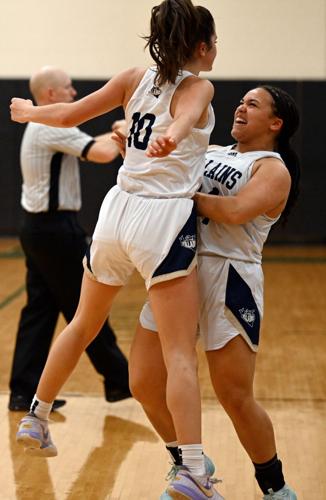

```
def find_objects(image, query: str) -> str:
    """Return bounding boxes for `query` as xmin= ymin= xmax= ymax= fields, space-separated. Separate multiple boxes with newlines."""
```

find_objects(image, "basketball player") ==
xmin=11 ymin=1 xmax=223 ymax=498
xmin=128 ymin=85 xmax=300 ymax=500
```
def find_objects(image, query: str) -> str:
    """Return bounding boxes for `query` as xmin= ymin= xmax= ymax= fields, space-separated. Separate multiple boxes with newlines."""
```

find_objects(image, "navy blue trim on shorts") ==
xmin=225 ymin=263 xmax=260 ymax=346
xmin=152 ymin=205 xmax=197 ymax=278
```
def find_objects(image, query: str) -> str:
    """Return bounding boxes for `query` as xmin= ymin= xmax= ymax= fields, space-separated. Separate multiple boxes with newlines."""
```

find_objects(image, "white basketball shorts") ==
xmin=83 ymin=185 xmax=197 ymax=290
xmin=140 ymin=255 xmax=264 ymax=351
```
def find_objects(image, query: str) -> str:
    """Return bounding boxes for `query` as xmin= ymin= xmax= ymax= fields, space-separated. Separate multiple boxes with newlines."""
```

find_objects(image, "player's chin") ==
xmin=203 ymin=63 xmax=213 ymax=72
xmin=230 ymin=125 xmax=244 ymax=141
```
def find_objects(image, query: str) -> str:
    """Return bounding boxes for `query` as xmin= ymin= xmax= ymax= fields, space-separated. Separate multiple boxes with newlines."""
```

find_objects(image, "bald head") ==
xmin=29 ymin=66 xmax=76 ymax=105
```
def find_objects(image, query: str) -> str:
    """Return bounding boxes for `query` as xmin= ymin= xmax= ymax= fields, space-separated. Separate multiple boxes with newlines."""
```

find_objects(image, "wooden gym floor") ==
xmin=0 ymin=238 xmax=325 ymax=499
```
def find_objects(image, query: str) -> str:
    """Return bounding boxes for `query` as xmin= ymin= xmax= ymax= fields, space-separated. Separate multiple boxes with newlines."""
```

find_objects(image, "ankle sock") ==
xmin=253 ymin=454 xmax=285 ymax=494
xmin=166 ymin=441 xmax=182 ymax=465
xmin=179 ymin=444 xmax=205 ymax=476
xmin=30 ymin=395 xmax=52 ymax=420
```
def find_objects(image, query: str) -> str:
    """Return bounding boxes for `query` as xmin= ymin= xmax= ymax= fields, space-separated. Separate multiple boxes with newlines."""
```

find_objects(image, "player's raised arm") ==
xmin=10 ymin=68 xmax=139 ymax=128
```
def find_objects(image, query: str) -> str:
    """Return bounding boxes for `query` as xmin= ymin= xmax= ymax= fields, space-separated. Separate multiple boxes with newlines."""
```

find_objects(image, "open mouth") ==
xmin=234 ymin=117 xmax=247 ymax=125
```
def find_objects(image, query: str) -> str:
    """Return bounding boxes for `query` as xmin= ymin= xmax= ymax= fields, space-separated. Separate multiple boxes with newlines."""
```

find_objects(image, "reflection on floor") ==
xmin=1 ymin=396 xmax=325 ymax=499
xmin=0 ymin=239 xmax=325 ymax=499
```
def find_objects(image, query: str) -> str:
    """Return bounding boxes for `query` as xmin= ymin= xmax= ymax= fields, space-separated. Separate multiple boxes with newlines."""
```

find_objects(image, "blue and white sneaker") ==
xmin=16 ymin=414 xmax=57 ymax=457
xmin=161 ymin=456 xmax=221 ymax=500
xmin=165 ymin=468 xmax=224 ymax=499
xmin=167 ymin=455 xmax=215 ymax=481
xmin=263 ymin=484 xmax=297 ymax=499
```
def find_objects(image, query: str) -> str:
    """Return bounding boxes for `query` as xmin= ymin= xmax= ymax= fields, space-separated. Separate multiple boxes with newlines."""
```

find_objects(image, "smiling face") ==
xmin=231 ymin=87 xmax=283 ymax=150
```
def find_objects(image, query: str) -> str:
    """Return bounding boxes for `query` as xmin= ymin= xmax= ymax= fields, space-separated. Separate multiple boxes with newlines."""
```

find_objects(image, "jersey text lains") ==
xmin=203 ymin=159 xmax=242 ymax=190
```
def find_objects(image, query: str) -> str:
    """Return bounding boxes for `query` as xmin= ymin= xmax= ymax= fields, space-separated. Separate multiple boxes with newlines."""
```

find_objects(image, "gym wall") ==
xmin=0 ymin=0 xmax=325 ymax=242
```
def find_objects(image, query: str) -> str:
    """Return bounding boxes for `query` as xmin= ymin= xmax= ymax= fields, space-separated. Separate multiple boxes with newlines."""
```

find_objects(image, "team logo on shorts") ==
xmin=179 ymin=234 xmax=196 ymax=252
xmin=239 ymin=308 xmax=256 ymax=327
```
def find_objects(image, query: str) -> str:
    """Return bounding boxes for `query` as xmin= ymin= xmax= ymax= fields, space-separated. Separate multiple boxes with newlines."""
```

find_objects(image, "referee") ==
xmin=9 ymin=66 xmax=131 ymax=411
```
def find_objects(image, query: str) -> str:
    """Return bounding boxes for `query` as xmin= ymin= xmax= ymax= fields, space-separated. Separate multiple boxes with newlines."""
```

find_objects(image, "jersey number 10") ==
xmin=128 ymin=112 xmax=156 ymax=150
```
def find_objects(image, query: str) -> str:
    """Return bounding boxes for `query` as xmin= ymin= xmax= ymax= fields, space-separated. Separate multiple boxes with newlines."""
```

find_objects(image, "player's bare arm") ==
xmin=194 ymin=157 xmax=291 ymax=224
xmin=147 ymin=78 xmax=214 ymax=158
xmin=10 ymin=68 xmax=142 ymax=128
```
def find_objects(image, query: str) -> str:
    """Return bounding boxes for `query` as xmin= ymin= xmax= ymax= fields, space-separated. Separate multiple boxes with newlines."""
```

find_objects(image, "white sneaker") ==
xmin=16 ymin=414 xmax=57 ymax=457
xmin=263 ymin=484 xmax=297 ymax=499
xmin=166 ymin=468 xmax=224 ymax=499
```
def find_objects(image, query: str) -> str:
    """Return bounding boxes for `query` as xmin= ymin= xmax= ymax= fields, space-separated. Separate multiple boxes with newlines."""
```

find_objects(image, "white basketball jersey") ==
xmin=117 ymin=67 xmax=215 ymax=198
xmin=198 ymin=146 xmax=283 ymax=263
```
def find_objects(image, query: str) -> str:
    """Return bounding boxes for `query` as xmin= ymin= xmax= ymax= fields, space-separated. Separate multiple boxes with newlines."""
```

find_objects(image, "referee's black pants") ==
xmin=9 ymin=210 xmax=129 ymax=400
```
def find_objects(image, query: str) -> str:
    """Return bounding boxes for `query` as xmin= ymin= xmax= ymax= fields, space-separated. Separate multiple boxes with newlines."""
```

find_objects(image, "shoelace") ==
xmin=165 ymin=463 xmax=222 ymax=487
xmin=165 ymin=463 xmax=182 ymax=481
xmin=265 ymin=489 xmax=288 ymax=499
xmin=209 ymin=477 xmax=222 ymax=485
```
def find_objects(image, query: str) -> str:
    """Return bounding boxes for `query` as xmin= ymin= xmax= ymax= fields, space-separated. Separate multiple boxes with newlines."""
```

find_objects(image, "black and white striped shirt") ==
xmin=20 ymin=123 xmax=94 ymax=212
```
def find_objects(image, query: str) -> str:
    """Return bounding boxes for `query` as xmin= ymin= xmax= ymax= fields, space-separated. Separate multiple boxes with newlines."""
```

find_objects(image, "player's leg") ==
xmin=129 ymin=196 xmax=223 ymax=497
xmin=130 ymin=203 xmax=227 ymax=494
xmin=148 ymin=270 xmax=225 ymax=500
xmin=133 ymin=198 xmax=202 ymax=447
xmin=207 ymin=336 xmax=276 ymax=460
xmin=207 ymin=337 xmax=296 ymax=498
xmin=36 ymin=272 xmax=121 ymax=403
xmin=16 ymin=273 xmax=121 ymax=457
xmin=149 ymin=269 xmax=201 ymax=445
xmin=129 ymin=320 xmax=216 ymax=486
xmin=52 ymin=219 xmax=130 ymax=403
xmin=129 ymin=321 xmax=175 ymax=442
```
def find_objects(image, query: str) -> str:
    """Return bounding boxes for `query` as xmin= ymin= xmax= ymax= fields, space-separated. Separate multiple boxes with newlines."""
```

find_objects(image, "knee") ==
xmin=129 ymin=371 xmax=147 ymax=403
xmin=217 ymin=387 xmax=254 ymax=418
xmin=71 ymin=315 xmax=104 ymax=346
xmin=164 ymin=348 xmax=198 ymax=375
xmin=129 ymin=368 xmax=166 ymax=408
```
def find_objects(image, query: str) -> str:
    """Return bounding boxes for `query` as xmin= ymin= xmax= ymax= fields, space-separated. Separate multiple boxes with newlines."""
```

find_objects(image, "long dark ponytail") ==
xmin=260 ymin=85 xmax=301 ymax=223
xmin=143 ymin=0 xmax=215 ymax=86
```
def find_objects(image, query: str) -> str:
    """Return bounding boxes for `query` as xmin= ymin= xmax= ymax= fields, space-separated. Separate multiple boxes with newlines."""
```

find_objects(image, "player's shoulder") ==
xmin=112 ymin=66 xmax=147 ymax=86
xmin=253 ymin=155 xmax=291 ymax=182
xmin=207 ymin=144 xmax=224 ymax=152
xmin=125 ymin=66 xmax=147 ymax=78
xmin=180 ymin=74 xmax=214 ymax=96
xmin=206 ymin=144 xmax=228 ymax=158
xmin=257 ymin=154 xmax=286 ymax=171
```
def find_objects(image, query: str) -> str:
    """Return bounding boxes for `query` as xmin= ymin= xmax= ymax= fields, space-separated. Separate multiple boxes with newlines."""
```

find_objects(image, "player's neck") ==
xmin=235 ymin=140 xmax=275 ymax=154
